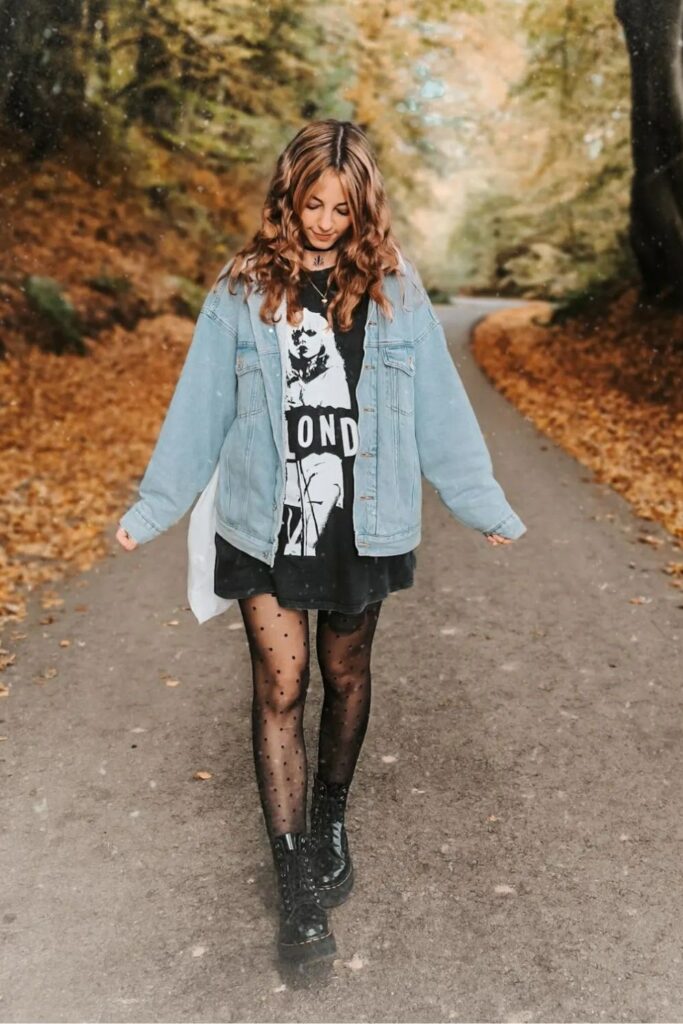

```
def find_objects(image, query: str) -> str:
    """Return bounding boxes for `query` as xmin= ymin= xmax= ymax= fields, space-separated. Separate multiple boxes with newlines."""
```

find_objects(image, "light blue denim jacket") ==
xmin=119 ymin=255 xmax=527 ymax=564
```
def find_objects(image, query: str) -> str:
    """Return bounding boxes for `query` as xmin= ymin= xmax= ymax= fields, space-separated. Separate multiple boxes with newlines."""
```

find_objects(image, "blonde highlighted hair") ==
xmin=221 ymin=118 xmax=405 ymax=331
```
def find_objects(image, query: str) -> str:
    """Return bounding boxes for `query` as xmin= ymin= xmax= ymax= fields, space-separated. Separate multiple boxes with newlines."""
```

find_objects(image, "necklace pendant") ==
xmin=322 ymin=297 xmax=328 ymax=304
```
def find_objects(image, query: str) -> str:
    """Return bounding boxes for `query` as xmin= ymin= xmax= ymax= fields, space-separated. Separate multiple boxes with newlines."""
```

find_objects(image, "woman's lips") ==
xmin=313 ymin=231 xmax=334 ymax=239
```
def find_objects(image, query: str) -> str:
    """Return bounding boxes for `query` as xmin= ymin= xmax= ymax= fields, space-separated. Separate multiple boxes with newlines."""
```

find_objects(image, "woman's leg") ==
xmin=310 ymin=601 xmax=383 ymax=907
xmin=238 ymin=594 xmax=310 ymax=837
xmin=315 ymin=602 xmax=382 ymax=785
xmin=238 ymin=593 xmax=335 ymax=963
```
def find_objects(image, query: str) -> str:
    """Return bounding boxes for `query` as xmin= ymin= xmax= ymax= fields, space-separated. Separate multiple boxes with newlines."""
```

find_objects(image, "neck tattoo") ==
xmin=303 ymin=251 xmax=337 ymax=272
xmin=302 ymin=235 xmax=340 ymax=272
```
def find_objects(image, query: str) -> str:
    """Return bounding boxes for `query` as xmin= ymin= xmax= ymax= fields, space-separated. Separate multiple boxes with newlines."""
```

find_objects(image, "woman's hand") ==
xmin=484 ymin=532 xmax=513 ymax=546
xmin=116 ymin=525 xmax=138 ymax=551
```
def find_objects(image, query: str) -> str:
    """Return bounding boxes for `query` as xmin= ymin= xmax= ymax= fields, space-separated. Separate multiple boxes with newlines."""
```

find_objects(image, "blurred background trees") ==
xmin=0 ymin=0 xmax=677 ymax=302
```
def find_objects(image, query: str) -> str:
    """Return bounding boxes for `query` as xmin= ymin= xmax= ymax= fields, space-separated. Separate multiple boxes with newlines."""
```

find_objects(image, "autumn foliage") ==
xmin=472 ymin=295 xmax=683 ymax=544
xmin=0 ymin=157 xmax=230 ymax=632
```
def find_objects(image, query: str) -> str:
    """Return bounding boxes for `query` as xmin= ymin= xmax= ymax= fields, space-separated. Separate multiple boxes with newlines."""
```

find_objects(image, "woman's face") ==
xmin=300 ymin=169 xmax=352 ymax=249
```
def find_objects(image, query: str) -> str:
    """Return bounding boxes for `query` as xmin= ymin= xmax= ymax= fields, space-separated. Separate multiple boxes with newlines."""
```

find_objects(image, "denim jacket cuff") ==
xmin=482 ymin=509 xmax=528 ymax=540
xmin=118 ymin=504 xmax=163 ymax=545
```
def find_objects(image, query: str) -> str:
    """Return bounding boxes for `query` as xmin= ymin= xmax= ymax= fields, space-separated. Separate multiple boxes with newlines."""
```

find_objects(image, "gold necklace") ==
xmin=305 ymin=268 xmax=333 ymax=305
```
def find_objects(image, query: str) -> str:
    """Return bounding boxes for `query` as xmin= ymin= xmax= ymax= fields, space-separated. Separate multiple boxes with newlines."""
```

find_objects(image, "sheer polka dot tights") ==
xmin=238 ymin=594 xmax=382 ymax=838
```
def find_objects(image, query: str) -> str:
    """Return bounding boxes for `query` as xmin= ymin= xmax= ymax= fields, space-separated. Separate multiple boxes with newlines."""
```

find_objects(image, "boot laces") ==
xmin=311 ymin=783 xmax=347 ymax=849
xmin=276 ymin=838 xmax=318 ymax=913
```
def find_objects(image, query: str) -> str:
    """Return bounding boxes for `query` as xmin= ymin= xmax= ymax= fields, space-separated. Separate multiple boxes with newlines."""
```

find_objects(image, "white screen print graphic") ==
xmin=281 ymin=307 xmax=359 ymax=555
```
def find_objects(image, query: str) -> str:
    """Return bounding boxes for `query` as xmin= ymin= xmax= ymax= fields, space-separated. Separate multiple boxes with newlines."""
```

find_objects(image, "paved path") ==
xmin=2 ymin=300 xmax=682 ymax=1023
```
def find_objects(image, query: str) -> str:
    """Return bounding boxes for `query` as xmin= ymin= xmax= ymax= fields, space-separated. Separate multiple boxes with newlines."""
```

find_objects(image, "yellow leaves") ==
xmin=0 ymin=160 xmax=219 ymax=635
xmin=0 ymin=649 xmax=15 ymax=671
xmin=638 ymin=533 xmax=665 ymax=548
xmin=664 ymin=562 xmax=683 ymax=577
xmin=0 ymin=313 xmax=192 ymax=634
xmin=0 ymin=683 xmax=9 ymax=698
xmin=472 ymin=289 xmax=683 ymax=543
xmin=0 ymin=316 xmax=191 ymax=629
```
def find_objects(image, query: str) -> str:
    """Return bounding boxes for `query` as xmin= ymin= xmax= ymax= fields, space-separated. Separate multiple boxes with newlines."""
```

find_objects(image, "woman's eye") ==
xmin=306 ymin=204 xmax=349 ymax=214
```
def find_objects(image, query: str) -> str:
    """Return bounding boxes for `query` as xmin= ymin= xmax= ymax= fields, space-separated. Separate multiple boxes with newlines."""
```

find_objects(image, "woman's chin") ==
xmin=307 ymin=235 xmax=336 ymax=247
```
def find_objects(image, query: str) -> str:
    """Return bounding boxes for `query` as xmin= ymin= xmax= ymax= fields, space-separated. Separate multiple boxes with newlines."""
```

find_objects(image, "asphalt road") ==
xmin=2 ymin=300 xmax=682 ymax=1023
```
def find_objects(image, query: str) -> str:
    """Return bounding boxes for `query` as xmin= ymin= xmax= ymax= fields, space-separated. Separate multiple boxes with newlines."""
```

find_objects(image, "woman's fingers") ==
xmin=485 ymin=532 xmax=512 ymax=545
xmin=116 ymin=525 xmax=138 ymax=551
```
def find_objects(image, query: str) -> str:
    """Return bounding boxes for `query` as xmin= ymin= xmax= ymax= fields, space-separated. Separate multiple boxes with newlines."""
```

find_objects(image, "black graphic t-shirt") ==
xmin=214 ymin=266 xmax=416 ymax=614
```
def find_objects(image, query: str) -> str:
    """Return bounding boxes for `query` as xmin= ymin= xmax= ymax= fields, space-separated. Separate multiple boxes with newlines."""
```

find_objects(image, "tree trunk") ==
xmin=0 ymin=0 xmax=99 ymax=157
xmin=615 ymin=0 xmax=683 ymax=301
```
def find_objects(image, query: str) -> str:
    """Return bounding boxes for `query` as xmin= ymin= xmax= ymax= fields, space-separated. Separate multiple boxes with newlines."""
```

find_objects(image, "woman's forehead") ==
xmin=305 ymin=169 xmax=347 ymax=202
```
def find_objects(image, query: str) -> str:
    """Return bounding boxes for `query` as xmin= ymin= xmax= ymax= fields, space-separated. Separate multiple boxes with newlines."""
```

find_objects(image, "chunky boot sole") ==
xmin=315 ymin=863 xmax=355 ymax=908
xmin=278 ymin=928 xmax=337 ymax=964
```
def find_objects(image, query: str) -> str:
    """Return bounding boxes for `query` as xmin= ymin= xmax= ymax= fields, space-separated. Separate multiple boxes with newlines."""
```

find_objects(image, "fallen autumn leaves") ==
xmin=472 ymin=292 xmax=683 ymax=544
xmin=0 ymin=314 xmax=194 ymax=630
xmin=0 ymin=154 xmax=246 ymax=635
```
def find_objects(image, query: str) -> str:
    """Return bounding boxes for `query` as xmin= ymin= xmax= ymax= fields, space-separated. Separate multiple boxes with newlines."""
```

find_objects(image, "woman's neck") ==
xmin=302 ymin=251 xmax=337 ymax=272
xmin=301 ymin=237 xmax=339 ymax=272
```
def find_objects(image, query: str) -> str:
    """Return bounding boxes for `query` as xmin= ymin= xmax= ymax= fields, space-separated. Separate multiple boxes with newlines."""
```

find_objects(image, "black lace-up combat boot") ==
xmin=270 ymin=831 xmax=336 ymax=963
xmin=309 ymin=774 xmax=354 ymax=908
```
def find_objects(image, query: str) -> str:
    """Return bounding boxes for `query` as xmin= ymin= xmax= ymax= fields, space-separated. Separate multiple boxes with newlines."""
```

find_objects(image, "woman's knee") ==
xmin=320 ymin=663 xmax=369 ymax=701
xmin=256 ymin=662 xmax=310 ymax=714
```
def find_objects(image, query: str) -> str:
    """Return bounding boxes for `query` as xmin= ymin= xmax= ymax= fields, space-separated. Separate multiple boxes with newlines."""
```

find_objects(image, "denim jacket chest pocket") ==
xmin=381 ymin=342 xmax=416 ymax=417
xmin=235 ymin=347 xmax=267 ymax=417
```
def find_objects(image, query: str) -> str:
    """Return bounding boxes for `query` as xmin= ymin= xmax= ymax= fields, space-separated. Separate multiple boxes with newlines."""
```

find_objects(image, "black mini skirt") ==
xmin=213 ymin=531 xmax=416 ymax=615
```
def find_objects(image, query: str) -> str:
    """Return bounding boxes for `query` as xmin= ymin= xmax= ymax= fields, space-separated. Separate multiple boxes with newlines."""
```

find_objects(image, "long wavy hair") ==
xmin=220 ymin=119 xmax=405 ymax=331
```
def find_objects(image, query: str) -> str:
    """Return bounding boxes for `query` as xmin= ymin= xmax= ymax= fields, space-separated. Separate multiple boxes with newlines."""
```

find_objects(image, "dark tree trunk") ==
xmin=0 ymin=0 xmax=100 ymax=157
xmin=126 ymin=27 xmax=178 ymax=131
xmin=615 ymin=0 xmax=683 ymax=302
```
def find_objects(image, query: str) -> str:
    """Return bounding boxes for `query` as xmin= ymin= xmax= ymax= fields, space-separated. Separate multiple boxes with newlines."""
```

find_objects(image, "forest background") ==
xmin=1 ymin=0 xmax=682 ymax=638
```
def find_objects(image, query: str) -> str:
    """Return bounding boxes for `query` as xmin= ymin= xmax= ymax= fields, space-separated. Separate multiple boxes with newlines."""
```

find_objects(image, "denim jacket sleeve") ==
xmin=118 ymin=280 xmax=238 ymax=544
xmin=412 ymin=296 xmax=527 ymax=540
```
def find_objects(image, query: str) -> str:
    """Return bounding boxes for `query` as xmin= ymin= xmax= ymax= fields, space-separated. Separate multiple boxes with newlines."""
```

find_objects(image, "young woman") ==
xmin=116 ymin=118 xmax=527 ymax=966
